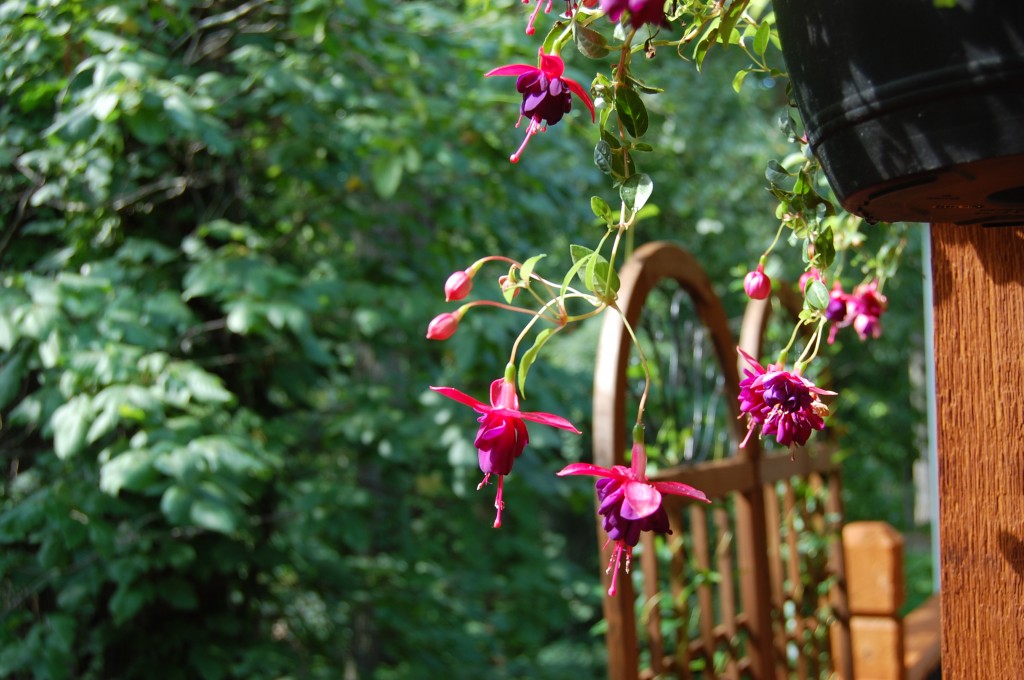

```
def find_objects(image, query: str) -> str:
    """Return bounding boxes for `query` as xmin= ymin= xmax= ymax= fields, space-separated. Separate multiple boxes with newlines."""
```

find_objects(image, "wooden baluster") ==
xmin=843 ymin=522 xmax=906 ymax=680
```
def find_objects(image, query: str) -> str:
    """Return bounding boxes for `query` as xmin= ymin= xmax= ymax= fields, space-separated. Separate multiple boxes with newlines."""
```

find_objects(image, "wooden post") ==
xmin=843 ymin=522 xmax=906 ymax=680
xmin=930 ymin=224 xmax=1024 ymax=677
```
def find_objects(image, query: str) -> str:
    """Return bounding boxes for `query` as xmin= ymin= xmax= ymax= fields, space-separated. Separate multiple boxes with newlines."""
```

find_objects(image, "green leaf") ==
xmin=183 ymin=366 xmax=233 ymax=403
xmin=518 ymin=253 xmax=546 ymax=288
xmin=583 ymin=251 xmax=620 ymax=300
xmin=766 ymin=160 xmax=795 ymax=189
xmin=732 ymin=68 xmax=751 ymax=93
xmin=590 ymin=196 xmax=613 ymax=223
xmin=0 ymin=348 xmax=26 ymax=411
xmin=517 ymin=327 xmax=557 ymax=397
xmin=753 ymin=20 xmax=771 ymax=56
xmin=804 ymin=279 xmax=830 ymax=311
xmin=561 ymin=245 xmax=595 ymax=298
xmin=190 ymin=497 xmax=237 ymax=534
xmin=372 ymin=155 xmax=403 ymax=198
xmin=620 ymin=173 xmax=653 ymax=214
xmin=574 ymin=23 xmax=610 ymax=59
xmin=541 ymin=19 xmax=565 ymax=56
xmin=160 ymin=485 xmax=191 ymax=524
xmin=594 ymin=139 xmax=613 ymax=174
xmin=814 ymin=226 xmax=836 ymax=269
xmin=694 ymin=29 xmax=718 ymax=70
xmin=109 ymin=582 xmax=153 ymax=626
xmin=52 ymin=395 xmax=91 ymax=459
xmin=100 ymin=450 xmax=158 ymax=496
xmin=615 ymin=88 xmax=648 ymax=138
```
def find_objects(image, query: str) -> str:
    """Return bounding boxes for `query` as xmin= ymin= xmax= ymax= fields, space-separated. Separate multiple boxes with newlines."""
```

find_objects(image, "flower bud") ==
xmin=743 ymin=267 xmax=771 ymax=300
xmin=444 ymin=269 xmax=473 ymax=302
xmin=426 ymin=312 xmax=460 ymax=340
xmin=498 ymin=275 xmax=520 ymax=300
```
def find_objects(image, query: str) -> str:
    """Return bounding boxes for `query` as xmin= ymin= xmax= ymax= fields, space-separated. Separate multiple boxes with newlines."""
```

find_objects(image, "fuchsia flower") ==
xmin=600 ymin=0 xmax=670 ymax=29
xmin=737 ymin=347 xmax=835 ymax=448
xmin=743 ymin=264 xmax=771 ymax=300
xmin=825 ymin=280 xmax=888 ymax=343
xmin=850 ymin=281 xmax=887 ymax=341
xmin=485 ymin=49 xmax=595 ymax=163
xmin=432 ymin=376 xmax=581 ymax=527
xmin=558 ymin=442 xmax=709 ymax=596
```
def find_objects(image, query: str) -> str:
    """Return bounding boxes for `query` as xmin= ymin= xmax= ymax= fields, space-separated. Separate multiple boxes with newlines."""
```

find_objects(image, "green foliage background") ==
xmin=0 ymin=1 xmax=925 ymax=678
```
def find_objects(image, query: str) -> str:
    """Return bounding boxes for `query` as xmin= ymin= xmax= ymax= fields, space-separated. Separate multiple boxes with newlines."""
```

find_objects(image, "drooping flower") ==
xmin=600 ymin=0 xmax=670 ymax=29
xmin=558 ymin=442 xmax=708 ymax=596
xmin=737 ymin=347 xmax=835 ymax=448
xmin=849 ymin=280 xmax=887 ymax=341
xmin=485 ymin=49 xmax=596 ymax=163
xmin=743 ymin=264 xmax=771 ymax=300
xmin=825 ymin=280 xmax=888 ymax=343
xmin=432 ymin=373 xmax=581 ymax=527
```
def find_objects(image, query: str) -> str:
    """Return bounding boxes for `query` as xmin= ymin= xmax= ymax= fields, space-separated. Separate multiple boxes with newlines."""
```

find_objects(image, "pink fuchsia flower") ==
xmin=558 ymin=442 xmax=708 ymax=596
xmin=600 ymin=0 xmax=670 ymax=29
xmin=432 ymin=374 xmax=581 ymax=527
xmin=485 ymin=49 xmax=595 ymax=163
xmin=743 ymin=264 xmax=771 ymax=300
xmin=737 ymin=347 xmax=835 ymax=448
xmin=426 ymin=309 xmax=465 ymax=341
xmin=825 ymin=280 xmax=888 ymax=343
xmin=850 ymin=280 xmax=887 ymax=341
xmin=444 ymin=269 xmax=474 ymax=302
xmin=824 ymin=283 xmax=854 ymax=344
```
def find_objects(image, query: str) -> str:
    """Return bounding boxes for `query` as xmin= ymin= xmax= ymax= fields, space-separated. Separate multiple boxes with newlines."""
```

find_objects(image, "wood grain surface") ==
xmin=930 ymin=224 xmax=1024 ymax=677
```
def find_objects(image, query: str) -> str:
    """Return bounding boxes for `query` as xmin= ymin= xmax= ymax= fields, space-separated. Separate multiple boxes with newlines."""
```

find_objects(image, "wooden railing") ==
xmin=592 ymin=241 xmax=939 ymax=679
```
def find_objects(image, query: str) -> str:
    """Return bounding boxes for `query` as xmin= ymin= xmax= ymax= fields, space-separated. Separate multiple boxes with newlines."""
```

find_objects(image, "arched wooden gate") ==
xmin=591 ymin=241 xmax=852 ymax=679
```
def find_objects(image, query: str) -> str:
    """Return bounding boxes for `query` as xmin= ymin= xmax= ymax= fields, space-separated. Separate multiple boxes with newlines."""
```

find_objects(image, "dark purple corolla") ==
xmin=432 ymin=375 xmax=580 ymax=527
xmin=485 ymin=49 xmax=595 ymax=163
xmin=558 ymin=442 xmax=709 ymax=595
xmin=737 ymin=347 xmax=835 ymax=448
xmin=600 ymin=0 xmax=670 ymax=29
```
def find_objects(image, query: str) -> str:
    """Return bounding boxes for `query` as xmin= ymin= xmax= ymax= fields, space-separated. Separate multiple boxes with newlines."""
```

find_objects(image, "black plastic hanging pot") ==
xmin=773 ymin=0 xmax=1024 ymax=225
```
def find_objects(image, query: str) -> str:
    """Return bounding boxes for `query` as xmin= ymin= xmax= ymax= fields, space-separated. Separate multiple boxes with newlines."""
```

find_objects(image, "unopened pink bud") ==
xmin=444 ymin=269 xmax=474 ymax=302
xmin=426 ymin=312 xmax=460 ymax=340
xmin=744 ymin=267 xmax=771 ymax=300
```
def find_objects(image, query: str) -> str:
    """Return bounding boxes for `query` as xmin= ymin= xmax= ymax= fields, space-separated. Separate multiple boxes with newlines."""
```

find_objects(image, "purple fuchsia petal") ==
xmin=622 ymin=481 xmax=662 ymax=519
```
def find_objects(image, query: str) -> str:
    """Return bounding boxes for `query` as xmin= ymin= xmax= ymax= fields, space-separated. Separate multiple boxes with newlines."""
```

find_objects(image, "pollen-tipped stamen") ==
xmin=510 ymin=118 xmax=545 ymax=163
xmin=493 ymin=475 xmax=505 ymax=528
xmin=524 ymin=0 xmax=553 ymax=35
xmin=605 ymin=541 xmax=632 ymax=596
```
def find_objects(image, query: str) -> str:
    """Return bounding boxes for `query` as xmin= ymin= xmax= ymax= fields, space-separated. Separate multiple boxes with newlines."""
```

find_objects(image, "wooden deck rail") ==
xmin=592 ymin=241 xmax=940 ymax=679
